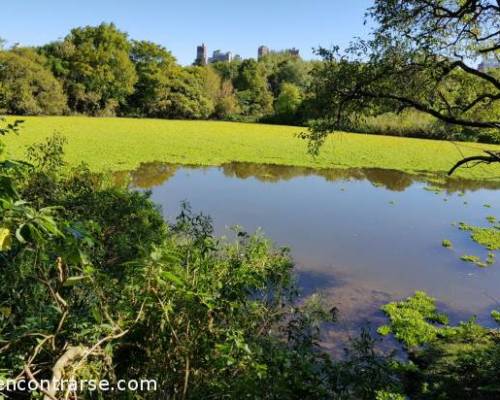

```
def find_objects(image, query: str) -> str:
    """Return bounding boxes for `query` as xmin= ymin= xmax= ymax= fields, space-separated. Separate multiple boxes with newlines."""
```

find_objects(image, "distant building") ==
xmin=195 ymin=43 xmax=207 ymax=65
xmin=209 ymin=50 xmax=234 ymax=63
xmin=258 ymin=46 xmax=300 ymax=59
xmin=258 ymin=45 xmax=270 ymax=59
xmin=478 ymin=55 xmax=500 ymax=71
xmin=196 ymin=44 xmax=300 ymax=64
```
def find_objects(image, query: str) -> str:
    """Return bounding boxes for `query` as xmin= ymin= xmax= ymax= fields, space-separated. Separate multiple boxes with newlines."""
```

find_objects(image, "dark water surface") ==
xmin=120 ymin=162 xmax=500 ymax=349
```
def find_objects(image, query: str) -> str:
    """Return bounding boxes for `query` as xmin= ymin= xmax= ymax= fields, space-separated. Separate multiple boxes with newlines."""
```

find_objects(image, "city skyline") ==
xmin=195 ymin=43 xmax=299 ymax=65
xmin=0 ymin=0 xmax=373 ymax=65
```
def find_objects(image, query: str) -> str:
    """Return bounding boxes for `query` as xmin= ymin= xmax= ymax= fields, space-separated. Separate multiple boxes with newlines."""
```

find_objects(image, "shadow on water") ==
xmin=116 ymin=161 xmax=500 ymax=193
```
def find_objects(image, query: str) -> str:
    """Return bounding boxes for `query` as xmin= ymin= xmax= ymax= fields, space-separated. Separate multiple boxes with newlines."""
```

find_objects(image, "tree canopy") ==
xmin=0 ymin=49 xmax=67 ymax=115
xmin=305 ymin=0 xmax=500 ymax=172
xmin=43 ymin=23 xmax=137 ymax=115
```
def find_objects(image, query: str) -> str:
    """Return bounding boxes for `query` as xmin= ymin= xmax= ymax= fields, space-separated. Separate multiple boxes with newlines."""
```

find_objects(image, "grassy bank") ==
xmin=3 ymin=116 xmax=500 ymax=180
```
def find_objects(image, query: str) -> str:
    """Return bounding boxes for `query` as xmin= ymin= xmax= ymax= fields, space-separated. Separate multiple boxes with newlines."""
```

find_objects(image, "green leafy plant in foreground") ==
xmin=0 ymin=128 xmax=349 ymax=399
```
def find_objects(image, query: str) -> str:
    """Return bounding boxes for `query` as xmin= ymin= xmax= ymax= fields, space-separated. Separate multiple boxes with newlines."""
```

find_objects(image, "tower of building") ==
xmin=209 ymin=50 xmax=234 ymax=63
xmin=196 ymin=43 xmax=208 ymax=65
xmin=258 ymin=45 xmax=270 ymax=59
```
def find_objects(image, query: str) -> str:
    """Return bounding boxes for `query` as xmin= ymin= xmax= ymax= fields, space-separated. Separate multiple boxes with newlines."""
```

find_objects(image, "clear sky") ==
xmin=1 ymin=0 xmax=373 ymax=65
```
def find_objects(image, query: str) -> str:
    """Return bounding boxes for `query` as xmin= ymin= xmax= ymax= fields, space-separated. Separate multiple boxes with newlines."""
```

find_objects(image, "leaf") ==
xmin=0 ymin=306 xmax=11 ymax=318
xmin=0 ymin=176 xmax=18 ymax=199
xmin=63 ymin=276 xmax=88 ymax=287
xmin=0 ymin=228 xmax=12 ymax=251
xmin=160 ymin=271 xmax=184 ymax=286
xmin=15 ymin=225 xmax=26 ymax=244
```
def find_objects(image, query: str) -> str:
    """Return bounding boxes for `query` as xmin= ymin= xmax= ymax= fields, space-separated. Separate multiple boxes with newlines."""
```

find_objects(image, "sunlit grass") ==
xmin=2 ymin=116 xmax=500 ymax=180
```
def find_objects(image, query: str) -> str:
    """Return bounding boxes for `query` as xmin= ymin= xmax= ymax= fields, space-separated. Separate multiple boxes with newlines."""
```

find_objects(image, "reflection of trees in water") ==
xmin=115 ymin=162 xmax=178 ymax=189
xmin=221 ymin=162 xmax=500 ymax=193
xmin=118 ymin=161 xmax=500 ymax=193
xmin=221 ymin=162 xmax=416 ymax=190
xmin=221 ymin=163 xmax=413 ymax=192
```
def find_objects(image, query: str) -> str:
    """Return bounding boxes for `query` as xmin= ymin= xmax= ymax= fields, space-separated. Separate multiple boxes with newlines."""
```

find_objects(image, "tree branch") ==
xmin=448 ymin=151 xmax=500 ymax=175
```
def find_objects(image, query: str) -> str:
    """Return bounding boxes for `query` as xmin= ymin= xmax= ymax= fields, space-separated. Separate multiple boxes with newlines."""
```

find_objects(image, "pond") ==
xmin=119 ymin=162 xmax=500 ymax=351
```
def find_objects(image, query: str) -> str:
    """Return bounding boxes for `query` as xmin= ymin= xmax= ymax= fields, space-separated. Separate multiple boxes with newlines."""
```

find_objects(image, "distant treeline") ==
xmin=0 ymin=23 xmax=498 ymax=143
xmin=0 ymin=23 xmax=310 ymax=121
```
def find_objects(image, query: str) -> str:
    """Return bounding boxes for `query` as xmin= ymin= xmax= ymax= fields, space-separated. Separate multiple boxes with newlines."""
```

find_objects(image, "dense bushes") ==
xmin=0 ymin=125 xmax=344 ymax=399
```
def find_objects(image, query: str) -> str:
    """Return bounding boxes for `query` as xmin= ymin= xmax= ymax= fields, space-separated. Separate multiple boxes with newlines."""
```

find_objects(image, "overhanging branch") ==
xmin=448 ymin=150 xmax=500 ymax=175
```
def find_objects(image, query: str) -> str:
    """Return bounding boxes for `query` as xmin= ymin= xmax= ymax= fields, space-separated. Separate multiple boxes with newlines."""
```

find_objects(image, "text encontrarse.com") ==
xmin=0 ymin=378 xmax=157 ymax=393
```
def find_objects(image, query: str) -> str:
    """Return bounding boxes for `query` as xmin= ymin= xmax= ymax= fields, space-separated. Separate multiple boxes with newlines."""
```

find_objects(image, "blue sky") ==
xmin=1 ymin=0 xmax=373 ymax=65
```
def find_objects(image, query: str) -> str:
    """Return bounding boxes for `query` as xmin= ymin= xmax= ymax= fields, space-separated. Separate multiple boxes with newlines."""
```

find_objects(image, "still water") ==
xmin=120 ymin=162 xmax=499 ymax=347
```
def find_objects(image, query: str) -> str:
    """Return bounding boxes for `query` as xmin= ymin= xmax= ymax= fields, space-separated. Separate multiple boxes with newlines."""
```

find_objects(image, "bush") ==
xmin=0 ymin=131 xmax=342 ymax=399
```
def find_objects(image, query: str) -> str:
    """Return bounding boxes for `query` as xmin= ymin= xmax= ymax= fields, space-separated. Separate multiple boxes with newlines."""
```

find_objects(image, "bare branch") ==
xmin=448 ymin=151 xmax=500 ymax=175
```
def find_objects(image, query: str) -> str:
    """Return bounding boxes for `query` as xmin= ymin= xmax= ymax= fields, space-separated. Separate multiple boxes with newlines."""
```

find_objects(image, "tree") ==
xmin=0 ymin=49 xmax=67 ymax=115
xmin=199 ymin=66 xmax=240 ymax=119
xmin=127 ymin=41 xmax=213 ymax=119
xmin=128 ymin=40 xmax=178 ymax=116
xmin=211 ymin=60 xmax=241 ymax=82
xmin=234 ymin=59 xmax=274 ymax=117
xmin=259 ymin=52 xmax=311 ymax=96
xmin=43 ymin=23 xmax=137 ymax=115
xmin=306 ymin=0 xmax=500 ymax=174
xmin=274 ymin=82 xmax=303 ymax=116
xmin=170 ymin=66 xmax=214 ymax=119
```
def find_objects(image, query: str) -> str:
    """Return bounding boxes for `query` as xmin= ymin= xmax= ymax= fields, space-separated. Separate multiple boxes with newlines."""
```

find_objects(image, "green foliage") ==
xmin=43 ymin=23 xmax=137 ymax=115
xmin=259 ymin=51 xmax=311 ymax=96
xmin=375 ymin=391 xmax=406 ymax=400
xmin=487 ymin=215 xmax=497 ymax=224
xmin=128 ymin=41 xmax=213 ymax=119
xmin=459 ymin=222 xmax=500 ymax=251
xmin=234 ymin=59 xmax=274 ymax=116
xmin=492 ymin=310 xmax=500 ymax=324
xmin=303 ymin=0 xmax=500 ymax=163
xmin=2 ymin=120 xmax=500 ymax=399
xmin=127 ymin=40 xmax=177 ymax=116
xmin=460 ymin=254 xmax=484 ymax=266
xmin=0 ymin=21 xmax=498 ymax=144
xmin=407 ymin=320 xmax=500 ymax=400
xmin=0 ymin=49 xmax=67 ymax=115
xmin=0 ymin=130 xmax=348 ymax=399
xmin=380 ymin=292 xmax=500 ymax=399
xmin=379 ymin=291 xmax=449 ymax=347
xmin=331 ymin=329 xmax=405 ymax=399
xmin=274 ymin=82 xmax=303 ymax=116
xmin=199 ymin=66 xmax=240 ymax=119
xmin=356 ymin=110 xmax=458 ymax=140
xmin=441 ymin=239 xmax=452 ymax=248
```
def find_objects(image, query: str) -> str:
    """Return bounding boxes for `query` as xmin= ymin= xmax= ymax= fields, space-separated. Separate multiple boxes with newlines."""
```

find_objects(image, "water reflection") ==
xmin=118 ymin=161 xmax=500 ymax=193
xmin=118 ymin=161 xmax=500 ymax=348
